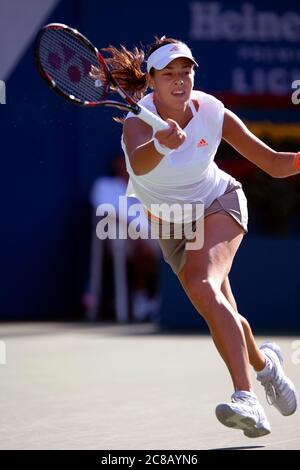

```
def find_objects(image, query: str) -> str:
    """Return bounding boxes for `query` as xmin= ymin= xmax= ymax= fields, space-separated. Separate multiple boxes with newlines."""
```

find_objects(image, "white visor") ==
xmin=147 ymin=43 xmax=198 ymax=73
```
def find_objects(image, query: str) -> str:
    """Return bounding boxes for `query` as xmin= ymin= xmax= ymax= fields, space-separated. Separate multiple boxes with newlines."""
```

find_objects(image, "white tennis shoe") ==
xmin=215 ymin=391 xmax=271 ymax=438
xmin=257 ymin=342 xmax=298 ymax=416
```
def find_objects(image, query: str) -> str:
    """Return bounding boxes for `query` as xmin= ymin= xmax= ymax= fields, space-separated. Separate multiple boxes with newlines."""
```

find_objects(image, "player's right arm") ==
xmin=123 ymin=117 xmax=186 ymax=176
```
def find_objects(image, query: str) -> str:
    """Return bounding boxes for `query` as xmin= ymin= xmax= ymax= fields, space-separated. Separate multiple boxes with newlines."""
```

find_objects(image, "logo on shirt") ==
xmin=197 ymin=138 xmax=208 ymax=147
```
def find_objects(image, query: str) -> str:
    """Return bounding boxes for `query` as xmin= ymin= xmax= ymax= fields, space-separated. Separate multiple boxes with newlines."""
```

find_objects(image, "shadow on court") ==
xmin=0 ymin=322 xmax=299 ymax=450
xmin=209 ymin=445 xmax=265 ymax=450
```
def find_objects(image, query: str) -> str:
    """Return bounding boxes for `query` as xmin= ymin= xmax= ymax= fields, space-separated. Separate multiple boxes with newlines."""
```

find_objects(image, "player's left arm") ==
xmin=222 ymin=108 xmax=299 ymax=178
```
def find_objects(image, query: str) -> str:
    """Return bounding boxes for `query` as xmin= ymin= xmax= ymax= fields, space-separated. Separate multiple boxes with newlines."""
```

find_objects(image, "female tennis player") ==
xmin=91 ymin=37 xmax=299 ymax=437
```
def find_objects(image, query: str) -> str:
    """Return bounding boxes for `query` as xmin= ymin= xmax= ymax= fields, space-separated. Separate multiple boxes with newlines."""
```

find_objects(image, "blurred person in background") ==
xmin=85 ymin=154 xmax=161 ymax=323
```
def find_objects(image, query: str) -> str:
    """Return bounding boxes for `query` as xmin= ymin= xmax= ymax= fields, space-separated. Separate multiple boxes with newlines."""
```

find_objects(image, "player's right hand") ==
xmin=155 ymin=119 xmax=186 ymax=150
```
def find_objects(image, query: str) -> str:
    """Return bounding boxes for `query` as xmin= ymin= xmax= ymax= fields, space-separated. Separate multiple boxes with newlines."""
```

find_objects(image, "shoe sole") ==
xmin=280 ymin=377 xmax=298 ymax=416
xmin=261 ymin=346 xmax=298 ymax=415
xmin=215 ymin=404 xmax=271 ymax=438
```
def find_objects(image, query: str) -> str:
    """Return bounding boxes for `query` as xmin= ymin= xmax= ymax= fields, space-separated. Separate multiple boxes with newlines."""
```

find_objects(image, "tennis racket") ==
xmin=34 ymin=23 xmax=169 ymax=131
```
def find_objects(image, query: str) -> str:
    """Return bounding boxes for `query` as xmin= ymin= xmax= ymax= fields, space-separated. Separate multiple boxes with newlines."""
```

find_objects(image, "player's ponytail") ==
xmin=102 ymin=45 xmax=147 ymax=101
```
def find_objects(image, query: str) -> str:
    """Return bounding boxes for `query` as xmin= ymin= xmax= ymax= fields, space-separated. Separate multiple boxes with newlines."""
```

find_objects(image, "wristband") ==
xmin=294 ymin=152 xmax=300 ymax=172
xmin=153 ymin=137 xmax=173 ymax=156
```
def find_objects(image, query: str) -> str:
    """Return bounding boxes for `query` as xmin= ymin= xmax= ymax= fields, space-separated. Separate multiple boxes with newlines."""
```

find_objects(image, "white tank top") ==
xmin=121 ymin=90 xmax=234 ymax=221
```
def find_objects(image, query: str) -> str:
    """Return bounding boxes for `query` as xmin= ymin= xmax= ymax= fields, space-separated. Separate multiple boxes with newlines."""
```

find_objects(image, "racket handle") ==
xmin=137 ymin=105 xmax=169 ymax=131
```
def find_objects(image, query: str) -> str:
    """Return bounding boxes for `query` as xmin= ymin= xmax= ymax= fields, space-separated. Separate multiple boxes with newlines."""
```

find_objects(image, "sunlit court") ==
xmin=1 ymin=0 xmax=300 ymax=453
xmin=0 ymin=323 xmax=300 ymax=450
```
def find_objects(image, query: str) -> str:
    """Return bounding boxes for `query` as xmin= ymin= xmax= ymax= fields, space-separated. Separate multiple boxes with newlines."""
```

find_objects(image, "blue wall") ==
xmin=1 ymin=0 xmax=300 ymax=325
xmin=160 ymin=237 xmax=300 ymax=331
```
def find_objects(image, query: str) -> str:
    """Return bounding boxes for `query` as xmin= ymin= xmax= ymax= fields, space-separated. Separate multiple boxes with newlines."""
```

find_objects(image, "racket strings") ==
xmin=39 ymin=29 xmax=107 ymax=102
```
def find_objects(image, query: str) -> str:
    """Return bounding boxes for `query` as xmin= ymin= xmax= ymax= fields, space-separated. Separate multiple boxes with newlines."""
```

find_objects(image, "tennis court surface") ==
xmin=1 ymin=322 xmax=299 ymax=450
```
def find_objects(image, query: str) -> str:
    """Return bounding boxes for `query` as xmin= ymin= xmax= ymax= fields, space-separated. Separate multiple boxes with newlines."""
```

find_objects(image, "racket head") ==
xmin=34 ymin=22 xmax=168 ymax=129
xmin=34 ymin=23 xmax=110 ymax=106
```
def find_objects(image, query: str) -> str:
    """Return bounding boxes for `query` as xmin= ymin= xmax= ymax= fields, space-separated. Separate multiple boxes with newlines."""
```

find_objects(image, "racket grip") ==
xmin=137 ymin=105 xmax=169 ymax=131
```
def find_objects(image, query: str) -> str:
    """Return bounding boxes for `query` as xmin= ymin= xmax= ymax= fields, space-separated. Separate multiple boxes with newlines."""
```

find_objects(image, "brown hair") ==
xmin=102 ymin=36 xmax=183 ymax=102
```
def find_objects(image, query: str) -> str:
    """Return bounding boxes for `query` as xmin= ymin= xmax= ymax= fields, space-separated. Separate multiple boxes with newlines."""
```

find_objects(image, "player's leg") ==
xmin=221 ymin=276 xmax=265 ymax=371
xmin=177 ymin=212 xmax=271 ymax=437
xmin=178 ymin=212 xmax=251 ymax=392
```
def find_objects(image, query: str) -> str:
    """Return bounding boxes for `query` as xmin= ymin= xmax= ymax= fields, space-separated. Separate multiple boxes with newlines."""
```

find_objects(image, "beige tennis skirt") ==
xmin=147 ymin=180 xmax=248 ymax=275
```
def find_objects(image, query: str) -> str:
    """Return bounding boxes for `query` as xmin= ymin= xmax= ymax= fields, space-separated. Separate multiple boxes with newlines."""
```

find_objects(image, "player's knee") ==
xmin=184 ymin=275 xmax=217 ymax=314
xmin=239 ymin=314 xmax=251 ymax=333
